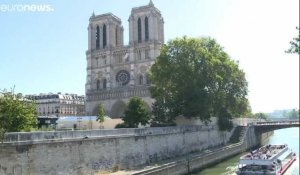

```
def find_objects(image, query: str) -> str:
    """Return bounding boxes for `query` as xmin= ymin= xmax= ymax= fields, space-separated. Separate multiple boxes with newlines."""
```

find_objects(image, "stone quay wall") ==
xmin=0 ymin=125 xmax=233 ymax=175
xmin=132 ymin=126 xmax=267 ymax=175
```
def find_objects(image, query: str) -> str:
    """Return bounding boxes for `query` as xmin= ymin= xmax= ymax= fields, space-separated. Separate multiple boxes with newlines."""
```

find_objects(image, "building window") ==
xmin=145 ymin=16 xmax=149 ymax=41
xmin=116 ymin=26 xmax=118 ymax=46
xmin=119 ymin=55 xmax=122 ymax=63
xmin=103 ymin=24 xmax=107 ymax=48
xmin=139 ymin=75 xmax=143 ymax=85
xmin=145 ymin=49 xmax=149 ymax=59
xmin=137 ymin=50 xmax=142 ymax=60
xmin=138 ymin=18 xmax=142 ymax=43
xmin=96 ymin=25 xmax=100 ymax=49
xmin=102 ymin=55 xmax=106 ymax=65
xmin=103 ymin=79 xmax=107 ymax=89
xmin=146 ymin=74 xmax=151 ymax=85
xmin=95 ymin=57 xmax=99 ymax=67
xmin=97 ymin=80 xmax=100 ymax=90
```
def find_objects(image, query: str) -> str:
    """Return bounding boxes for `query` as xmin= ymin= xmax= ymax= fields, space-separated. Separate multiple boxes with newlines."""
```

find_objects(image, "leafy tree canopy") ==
xmin=253 ymin=112 xmax=269 ymax=121
xmin=0 ymin=89 xmax=37 ymax=140
xmin=150 ymin=36 xmax=250 ymax=130
xmin=120 ymin=96 xmax=151 ymax=128
xmin=286 ymin=27 xmax=300 ymax=55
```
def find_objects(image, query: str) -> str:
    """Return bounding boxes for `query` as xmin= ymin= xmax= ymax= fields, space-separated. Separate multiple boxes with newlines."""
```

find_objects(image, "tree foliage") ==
xmin=286 ymin=27 xmax=300 ymax=54
xmin=96 ymin=103 xmax=105 ymax=124
xmin=119 ymin=96 xmax=151 ymax=128
xmin=0 ymin=89 xmax=37 ymax=141
xmin=284 ymin=109 xmax=299 ymax=119
xmin=150 ymin=37 xmax=250 ymax=130
xmin=253 ymin=112 xmax=269 ymax=121
xmin=150 ymin=100 xmax=176 ymax=127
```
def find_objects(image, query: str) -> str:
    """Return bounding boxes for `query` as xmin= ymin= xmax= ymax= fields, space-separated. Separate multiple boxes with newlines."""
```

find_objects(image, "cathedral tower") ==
xmin=88 ymin=13 xmax=124 ymax=50
xmin=128 ymin=0 xmax=164 ymax=45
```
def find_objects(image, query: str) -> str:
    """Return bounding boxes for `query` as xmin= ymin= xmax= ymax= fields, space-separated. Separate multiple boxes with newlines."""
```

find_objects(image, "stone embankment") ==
xmin=127 ymin=126 xmax=271 ymax=175
xmin=0 ymin=125 xmax=234 ymax=175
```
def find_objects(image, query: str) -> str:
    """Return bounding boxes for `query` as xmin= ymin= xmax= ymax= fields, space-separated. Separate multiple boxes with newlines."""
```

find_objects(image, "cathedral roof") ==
xmin=131 ymin=0 xmax=161 ymax=16
xmin=89 ymin=12 xmax=121 ymax=23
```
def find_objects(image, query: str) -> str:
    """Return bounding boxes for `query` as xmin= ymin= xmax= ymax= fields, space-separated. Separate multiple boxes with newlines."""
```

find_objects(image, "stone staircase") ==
xmin=227 ymin=126 xmax=246 ymax=144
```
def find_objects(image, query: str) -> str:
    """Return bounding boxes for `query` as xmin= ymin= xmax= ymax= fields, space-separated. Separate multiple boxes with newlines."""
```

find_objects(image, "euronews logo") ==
xmin=0 ymin=4 xmax=54 ymax=12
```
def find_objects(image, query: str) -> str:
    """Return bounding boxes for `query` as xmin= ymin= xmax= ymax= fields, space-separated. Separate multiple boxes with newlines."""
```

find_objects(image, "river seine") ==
xmin=192 ymin=127 xmax=299 ymax=175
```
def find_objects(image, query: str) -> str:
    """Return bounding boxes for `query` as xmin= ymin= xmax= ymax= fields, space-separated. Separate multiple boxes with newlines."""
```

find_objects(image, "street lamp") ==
xmin=77 ymin=116 xmax=82 ymax=129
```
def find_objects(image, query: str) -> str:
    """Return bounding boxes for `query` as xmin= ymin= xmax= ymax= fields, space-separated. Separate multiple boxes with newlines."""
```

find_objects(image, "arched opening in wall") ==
xmin=96 ymin=80 xmax=100 ymax=90
xmin=103 ymin=79 xmax=107 ymax=89
xmin=137 ymin=50 xmax=142 ymax=60
xmin=95 ymin=57 xmax=99 ymax=67
xmin=146 ymin=74 xmax=151 ymax=85
xmin=145 ymin=49 xmax=149 ymax=59
xmin=139 ymin=75 xmax=144 ymax=85
xmin=110 ymin=100 xmax=127 ymax=118
xmin=143 ymin=101 xmax=151 ymax=112
xmin=138 ymin=18 xmax=142 ymax=43
xmin=116 ymin=26 xmax=118 ymax=46
xmin=103 ymin=24 xmax=107 ymax=48
xmin=96 ymin=25 xmax=100 ymax=49
xmin=145 ymin=16 xmax=149 ymax=41
xmin=92 ymin=104 xmax=107 ymax=116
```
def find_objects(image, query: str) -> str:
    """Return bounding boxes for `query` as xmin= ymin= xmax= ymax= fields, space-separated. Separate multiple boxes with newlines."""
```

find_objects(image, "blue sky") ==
xmin=0 ymin=0 xmax=299 ymax=113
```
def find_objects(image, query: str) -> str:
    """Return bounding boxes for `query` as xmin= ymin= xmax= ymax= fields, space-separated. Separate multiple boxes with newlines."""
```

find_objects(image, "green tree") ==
xmin=0 ymin=89 xmax=37 ymax=141
xmin=96 ymin=103 xmax=105 ymax=126
xmin=286 ymin=27 xmax=300 ymax=54
xmin=287 ymin=109 xmax=299 ymax=119
xmin=150 ymin=37 xmax=249 ymax=130
xmin=253 ymin=112 xmax=269 ymax=121
xmin=151 ymin=100 xmax=176 ymax=127
xmin=120 ymin=96 xmax=151 ymax=128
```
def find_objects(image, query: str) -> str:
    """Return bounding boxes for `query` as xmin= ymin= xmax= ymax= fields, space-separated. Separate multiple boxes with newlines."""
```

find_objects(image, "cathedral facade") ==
xmin=85 ymin=1 xmax=164 ymax=117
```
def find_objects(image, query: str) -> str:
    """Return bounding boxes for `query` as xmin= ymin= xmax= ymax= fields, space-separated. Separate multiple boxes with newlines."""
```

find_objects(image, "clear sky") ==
xmin=0 ymin=0 xmax=299 ymax=113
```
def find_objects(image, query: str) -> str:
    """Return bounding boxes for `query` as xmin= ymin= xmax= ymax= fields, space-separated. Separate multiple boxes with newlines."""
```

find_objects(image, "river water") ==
xmin=192 ymin=127 xmax=300 ymax=175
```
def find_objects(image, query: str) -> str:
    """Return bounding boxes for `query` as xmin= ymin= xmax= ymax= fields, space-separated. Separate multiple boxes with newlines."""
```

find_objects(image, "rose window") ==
xmin=116 ymin=70 xmax=130 ymax=86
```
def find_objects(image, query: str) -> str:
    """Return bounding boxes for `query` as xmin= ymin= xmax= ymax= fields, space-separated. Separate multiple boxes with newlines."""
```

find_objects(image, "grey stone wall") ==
xmin=132 ymin=126 xmax=268 ymax=175
xmin=0 ymin=125 xmax=231 ymax=175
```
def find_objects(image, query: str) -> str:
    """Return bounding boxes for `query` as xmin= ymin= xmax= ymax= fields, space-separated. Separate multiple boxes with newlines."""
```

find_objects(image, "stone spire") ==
xmin=91 ymin=11 xmax=95 ymax=17
xmin=149 ymin=0 xmax=154 ymax=6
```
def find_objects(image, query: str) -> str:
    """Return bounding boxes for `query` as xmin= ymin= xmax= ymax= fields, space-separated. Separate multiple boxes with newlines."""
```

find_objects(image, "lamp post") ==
xmin=89 ymin=115 xmax=92 ymax=130
xmin=77 ymin=116 xmax=82 ymax=130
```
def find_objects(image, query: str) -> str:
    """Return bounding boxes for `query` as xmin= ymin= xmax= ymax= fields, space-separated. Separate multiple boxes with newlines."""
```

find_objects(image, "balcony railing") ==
xmin=86 ymin=86 xmax=150 ymax=101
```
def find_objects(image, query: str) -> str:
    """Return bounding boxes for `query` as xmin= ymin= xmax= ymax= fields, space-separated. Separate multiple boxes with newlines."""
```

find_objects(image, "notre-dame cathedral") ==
xmin=85 ymin=1 xmax=164 ymax=117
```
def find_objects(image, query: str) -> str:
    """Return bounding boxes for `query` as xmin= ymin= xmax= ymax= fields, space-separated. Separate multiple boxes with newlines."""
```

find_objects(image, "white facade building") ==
xmin=85 ymin=1 xmax=164 ymax=117
xmin=28 ymin=93 xmax=85 ymax=117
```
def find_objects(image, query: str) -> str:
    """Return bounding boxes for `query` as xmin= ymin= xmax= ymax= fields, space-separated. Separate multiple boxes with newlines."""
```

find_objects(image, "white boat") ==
xmin=236 ymin=144 xmax=296 ymax=175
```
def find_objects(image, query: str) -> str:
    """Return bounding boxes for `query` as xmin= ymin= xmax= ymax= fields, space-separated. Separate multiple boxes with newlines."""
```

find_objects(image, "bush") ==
xmin=115 ymin=123 xmax=129 ymax=128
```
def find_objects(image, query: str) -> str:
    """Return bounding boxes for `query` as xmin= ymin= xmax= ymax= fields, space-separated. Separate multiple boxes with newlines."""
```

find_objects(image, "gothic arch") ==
xmin=138 ymin=17 xmax=142 ymax=43
xmin=115 ymin=26 xmax=118 ymax=46
xmin=145 ymin=16 xmax=149 ymax=41
xmin=92 ymin=104 xmax=107 ymax=116
xmin=96 ymin=25 xmax=100 ymax=49
xmin=103 ymin=24 xmax=107 ymax=47
xmin=146 ymin=73 xmax=151 ymax=85
xmin=96 ymin=79 xmax=100 ymax=90
xmin=110 ymin=100 xmax=127 ymax=118
xmin=139 ymin=75 xmax=144 ymax=85
xmin=103 ymin=78 xmax=107 ymax=89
